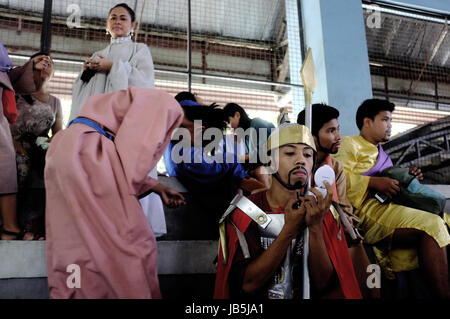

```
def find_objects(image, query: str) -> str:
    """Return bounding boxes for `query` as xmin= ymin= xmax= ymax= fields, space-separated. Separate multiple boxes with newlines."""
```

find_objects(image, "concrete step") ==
xmin=0 ymin=177 xmax=221 ymax=299
xmin=0 ymin=239 xmax=218 ymax=299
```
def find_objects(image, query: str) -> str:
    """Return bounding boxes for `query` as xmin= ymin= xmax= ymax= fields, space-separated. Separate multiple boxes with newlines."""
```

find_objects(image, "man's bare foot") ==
xmin=22 ymin=231 xmax=36 ymax=241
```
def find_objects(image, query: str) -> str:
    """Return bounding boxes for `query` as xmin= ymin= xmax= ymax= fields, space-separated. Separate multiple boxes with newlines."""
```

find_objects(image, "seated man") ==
xmin=297 ymin=104 xmax=377 ymax=298
xmin=334 ymin=98 xmax=450 ymax=298
xmin=215 ymin=124 xmax=362 ymax=299
xmin=164 ymin=100 xmax=264 ymax=231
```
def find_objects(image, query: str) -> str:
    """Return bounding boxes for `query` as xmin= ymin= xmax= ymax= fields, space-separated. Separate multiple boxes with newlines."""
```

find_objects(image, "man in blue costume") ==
xmin=164 ymin=100 xmax=264 ymax=237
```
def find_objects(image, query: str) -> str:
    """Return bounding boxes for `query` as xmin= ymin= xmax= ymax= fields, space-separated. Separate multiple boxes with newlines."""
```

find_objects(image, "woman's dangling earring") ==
xmin=106 ymin=28 xmax=110 ymax=35
xmin=130 ymin=29 xmax=135 ymax=37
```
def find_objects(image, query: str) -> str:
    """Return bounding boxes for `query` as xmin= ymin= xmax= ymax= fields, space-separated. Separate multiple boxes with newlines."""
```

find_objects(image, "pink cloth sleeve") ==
xmin=79 ymin=87 xmax=183 ymax=196
xmin=115 ymin=88 xmax=183 ymax=195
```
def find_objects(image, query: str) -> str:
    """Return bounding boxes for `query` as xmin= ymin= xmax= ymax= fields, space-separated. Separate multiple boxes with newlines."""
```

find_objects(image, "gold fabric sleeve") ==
xmin=333 ymin=136 xmax=374 ymax=210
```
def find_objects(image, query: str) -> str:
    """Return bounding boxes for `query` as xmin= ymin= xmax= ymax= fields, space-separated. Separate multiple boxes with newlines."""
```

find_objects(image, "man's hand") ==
xmin=345 ymin=212 xmax=360 ymax=228
xmin=282 ymin=196 xmax=307 ymax=240
xmin=369 ymin=176 xmax=400 ymax=199
xmin=239 ymin=177 xmax=266 ymax=194
xmin=152 ymin=183 xmax=186 ymax=208
xmin=409 ymin=166 xmax=423 ymax=181
xmin=304 ymin=181 xmax=333 ymax=227
xmin=32 ymin=55 xmax=51 ymax=71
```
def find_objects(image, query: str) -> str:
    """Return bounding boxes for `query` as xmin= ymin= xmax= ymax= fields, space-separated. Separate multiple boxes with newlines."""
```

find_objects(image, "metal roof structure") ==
xmin=383 ymin=115 xmax=450 ymax=183
xmin=364 ymin=10 xmax=449 ymax=68
xmin=363 ymin=6 xmax=450 ymax=114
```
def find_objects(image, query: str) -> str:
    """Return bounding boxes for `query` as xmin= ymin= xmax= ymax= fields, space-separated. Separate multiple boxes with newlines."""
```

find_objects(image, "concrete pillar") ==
xmin=300 ymin=0 xmax=373 ymax=136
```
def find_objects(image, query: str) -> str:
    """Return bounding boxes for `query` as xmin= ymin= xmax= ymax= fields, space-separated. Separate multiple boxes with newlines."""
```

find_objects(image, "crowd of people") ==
xmin=0 ymin=3 xmax=449 ymax=299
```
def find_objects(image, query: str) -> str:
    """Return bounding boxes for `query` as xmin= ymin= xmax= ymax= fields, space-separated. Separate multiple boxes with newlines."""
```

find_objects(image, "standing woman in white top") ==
xmin=70 ymin=3 xmax=168 ymax=237
xmin=70 ymin=3 xmax=154 ymax=120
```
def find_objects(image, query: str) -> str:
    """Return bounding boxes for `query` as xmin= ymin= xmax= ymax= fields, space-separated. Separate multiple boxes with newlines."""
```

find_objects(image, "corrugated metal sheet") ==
xmin=364 ymin=10 xmax=450 ymax=68
xmin=1 ymin=0 xmax=285 ymax=41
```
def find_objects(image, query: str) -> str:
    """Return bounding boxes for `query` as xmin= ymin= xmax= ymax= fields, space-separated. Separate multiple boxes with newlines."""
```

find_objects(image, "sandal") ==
xmin=0 ymin=227 xmax=26 ymax=240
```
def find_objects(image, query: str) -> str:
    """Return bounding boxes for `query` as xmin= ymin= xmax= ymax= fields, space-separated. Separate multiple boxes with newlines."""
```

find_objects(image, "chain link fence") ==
xmin=363 ymin=2 xmax=450 ymax=183
xmin=1 ymin=0 xmax=304 ymax=127
xmin=2 ymin=0 xmax=449 ymax=183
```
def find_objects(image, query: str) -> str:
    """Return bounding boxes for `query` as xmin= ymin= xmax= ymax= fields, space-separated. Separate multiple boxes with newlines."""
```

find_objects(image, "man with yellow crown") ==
xmin=334 ymin=98 xmax=450 ymax=298
xmin=214 ymin=123 xmax=362 ymax=299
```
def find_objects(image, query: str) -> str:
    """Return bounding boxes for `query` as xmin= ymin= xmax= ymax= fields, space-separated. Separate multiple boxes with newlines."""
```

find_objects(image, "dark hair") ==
xmin=356 ymin=99 xmax=395 ymax=130
xmin=180 ymin=102 xmax=227 ymax=131
xmin=223 ymin=103 xmax=251 ymax=129
xmin=207 ymin=106 xmax=228 ymax=132
xmin=30 ymin=51 xmax=51 ymax=61
xmin=109 ymin=3 xmax=136 ymax=22
xmin=296 ymin=103 xmax=339 ymax=137
xmin=175 ymin=91 xmax=197 ymax=102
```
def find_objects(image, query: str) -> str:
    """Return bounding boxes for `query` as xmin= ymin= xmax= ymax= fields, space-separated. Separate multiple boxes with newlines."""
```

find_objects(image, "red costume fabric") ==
xmin=2 ymin=88 xmax=17 ymax=124
xmin=214 ymin=189 xmax=362 ymax=299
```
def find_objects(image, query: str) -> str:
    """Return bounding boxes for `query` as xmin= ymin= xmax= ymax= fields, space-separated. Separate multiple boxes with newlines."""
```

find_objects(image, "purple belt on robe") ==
xmin=362 ymin=144 xmax=393 ymax=177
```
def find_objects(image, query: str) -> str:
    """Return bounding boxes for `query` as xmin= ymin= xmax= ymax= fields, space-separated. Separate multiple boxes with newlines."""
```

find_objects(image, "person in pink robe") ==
xmin=44 ymin=87 xmax=184 ymax=298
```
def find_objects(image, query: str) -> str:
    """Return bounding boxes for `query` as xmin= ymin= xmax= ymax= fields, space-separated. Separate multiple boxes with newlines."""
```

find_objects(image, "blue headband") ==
xmin=179 ymin=100 xmax=201 ymax=107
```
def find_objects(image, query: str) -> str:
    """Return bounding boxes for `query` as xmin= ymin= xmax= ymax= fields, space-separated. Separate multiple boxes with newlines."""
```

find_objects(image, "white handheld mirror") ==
xmin=314 ymin=165 xmax=335 ymax=198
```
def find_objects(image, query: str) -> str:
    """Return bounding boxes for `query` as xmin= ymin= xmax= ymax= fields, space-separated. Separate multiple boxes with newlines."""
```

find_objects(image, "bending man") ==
xmin=45 ymin=87 xmax=184 ymax=298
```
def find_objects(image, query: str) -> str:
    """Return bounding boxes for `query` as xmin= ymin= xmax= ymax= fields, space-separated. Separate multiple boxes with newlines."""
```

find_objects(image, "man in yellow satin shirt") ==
xmin=334 ymin=98 xmax=450 ymax=299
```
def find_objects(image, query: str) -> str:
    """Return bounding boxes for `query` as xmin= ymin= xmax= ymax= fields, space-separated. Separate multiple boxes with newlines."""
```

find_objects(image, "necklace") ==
xmin=110 ymin=35 xmax=132 ymax=44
